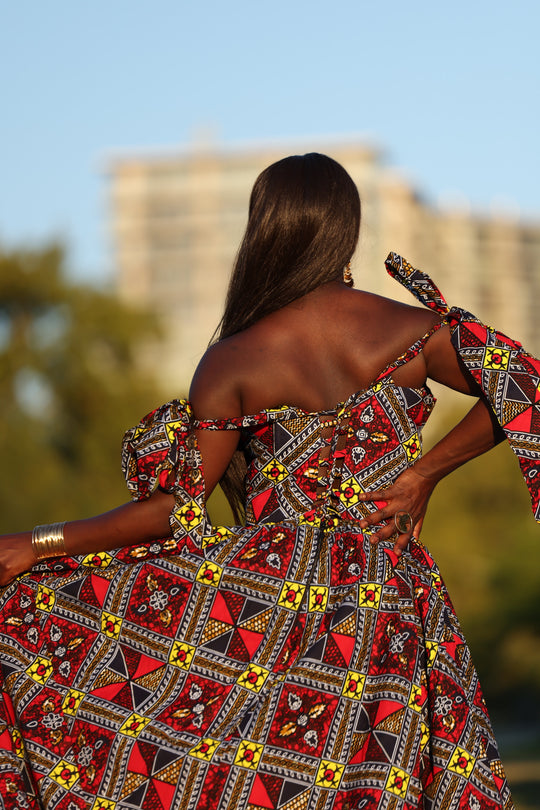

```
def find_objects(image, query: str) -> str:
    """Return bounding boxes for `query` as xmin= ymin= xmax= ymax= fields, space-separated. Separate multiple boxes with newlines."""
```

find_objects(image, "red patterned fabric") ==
xmin=386 ymin=252 xmax=540 ymax=522
xmin=0 ymin=257 xmax=517 ymax=809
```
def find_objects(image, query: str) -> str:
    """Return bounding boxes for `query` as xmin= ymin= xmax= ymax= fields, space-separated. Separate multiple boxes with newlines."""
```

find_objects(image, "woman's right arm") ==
xmin=0 ymin=346 xmax=243 ymax=588
xmin=0 ymin=490 xmax=176 ymax=587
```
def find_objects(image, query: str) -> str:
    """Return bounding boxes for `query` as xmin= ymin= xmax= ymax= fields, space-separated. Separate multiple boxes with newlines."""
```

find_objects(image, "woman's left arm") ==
xmin=357 ymin=396 xmax=504 ymax=554
xmin=357 ymin=323 xmax=505 ymax=554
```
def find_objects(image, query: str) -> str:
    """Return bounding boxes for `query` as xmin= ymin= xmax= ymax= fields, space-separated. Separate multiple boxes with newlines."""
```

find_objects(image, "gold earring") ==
xmin=343 ymin=262 xmax=354 ymax=287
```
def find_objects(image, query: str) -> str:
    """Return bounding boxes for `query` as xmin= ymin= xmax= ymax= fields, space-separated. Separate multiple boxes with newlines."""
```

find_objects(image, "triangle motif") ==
xmin=210 ymin=591 xmax=235 ymax=625
xmin=90 ymin=573 xmax=110 ymax=606
xmin=202 ymin=629 xmax=234 ymax=654
xmin=239 ymin=599 xmax=270 ymax=624
xmin=128 ymin=742 xmax=149 ymax=776
xmin=504 ymin=405 xmax=534 ymax=433
xmin=250 ymin=488 xmax=273 ymax=521
xmin=248 ymin=773 xmax=275 ymax=809
xmin=504 ymin=376 xmax=534 ymax=404
xmin=131 ymin=683 xmax=153 ymax=711
xmin=330 ymin=632 xmax=355 ymax=666
xmin=279 ymin=780 xmax=310 ymax=808
xmin=109 ymin=648 xmax=128 ymax=677
xmin=122 ymin=782 xmax=148 ymax=808
xmin=273 ymin=422 xmax=293 ymax=453
xmin=237 ymin=628 xmax=264 ymax=657
xmin=304 ymin=637 xmax=327 ymax=663
xmin=133 ymin=653 xmax=165 ymax=681
xmin=226 ymin=630 xmax=250 ymax=662
xmin=373 ymin=729 xmax=398 ymax=761
xmin=147 ymin=778 xmax=176 ymax=809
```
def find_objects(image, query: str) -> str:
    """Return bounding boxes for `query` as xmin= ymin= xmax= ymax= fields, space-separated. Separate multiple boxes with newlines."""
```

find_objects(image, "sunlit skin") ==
xmin=0 ymin=278 xmax=502 ymax=586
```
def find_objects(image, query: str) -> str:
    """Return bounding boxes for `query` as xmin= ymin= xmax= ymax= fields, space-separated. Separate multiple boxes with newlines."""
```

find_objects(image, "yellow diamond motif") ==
xmin=101 ymin=612 xmax=122 ymax=639
xmin=10 ymin=728 xmax=25 ymax=759
xmin=448 ymin=745 xmax=476 ymax=778
xmin=50 ymin=759 xmax=80 ymax=789
xmin=408 ymin=684 xmax=424 ymax=712
xmin=36 ymin=585 xmax=56 ymax=613
xmin=342 ymin=670 xmax=366 ymax=700
xmin=119 ymin=712 xmax=151 ymax=738
xmin=165 ymin=420 xmax=184 ymax=445
xmin=169 ymin=641 xmax=196 ymax=670
xmin=315 ymin=760 xmax=345 ymax=789
xmin=483 ymin=347 xmax=510 ymax=371
xmin=430 ymin=572 xmax=444 ymax=599
xmin=339 ymin=477 xmax=362 ymax=507
xmin=26 ymin=656 xmax=53 ymax=685
xmin=385 ymin=766 xmax=410 ymax=798
xmin=202 ymin=534 xmax=221 ymax=548
xmin=195 ymin=560 xmax=223 ymax=588
xmin=358 ymin=582 xmax=382 ymax=610
xmin=62 ymin=689 xmax=85 ymax=716
xmin=420 ymin=721 xmax=430 ymax=752
xmin=426 ymin=641 xmax=438 ymax=668
xmin=188 ymin=737 xmax=220 ymax=761
xmin=298 ymin=512 xmax=321 ymax=527
xmin=403 ymin=434 xmax=421 ymax=461
xmin=176 ymin=500 xmax=203 ymax=531
xmin=202 ymin=526 xmax=234 ymax=548
xmin=234 ymin=740 xmax=264 ymax=770
xmin=261 ymin=459 xmax=289 ymax=483
xmin=237 ymin=663 xmax=270 ymax=693
xmin=277 ymin=581 xmax=306 ymax=611
xmin=91 ymin=800 xmax=116 ymax=810
xmin=308 ymin=586 xmax=328 ymax=612
xmin=82 ymin=551 xmax=113 ymax=569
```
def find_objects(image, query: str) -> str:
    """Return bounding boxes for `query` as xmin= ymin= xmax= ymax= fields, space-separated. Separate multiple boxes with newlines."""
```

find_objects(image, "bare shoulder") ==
xmin=373 ymin=293 xmax=441 ymax=329
xmin=189 ymin=335 xmax=248 ymax=419
xmin=349 ymin=289 xmax=442 ymax=346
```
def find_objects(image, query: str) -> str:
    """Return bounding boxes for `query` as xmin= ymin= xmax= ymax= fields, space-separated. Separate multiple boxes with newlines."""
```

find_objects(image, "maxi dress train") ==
xmin=4 ymin=254 xmax=540 ymax=810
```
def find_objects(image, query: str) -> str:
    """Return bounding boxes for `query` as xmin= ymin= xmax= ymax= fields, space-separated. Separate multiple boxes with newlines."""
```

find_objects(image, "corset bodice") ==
xmin=240 ymin=381 xmax=435 ymax=525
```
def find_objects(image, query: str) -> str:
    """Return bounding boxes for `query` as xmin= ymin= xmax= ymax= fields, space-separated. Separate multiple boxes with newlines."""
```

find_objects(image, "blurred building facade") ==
xmin=109 ymin=141 xmax=540 ymax=391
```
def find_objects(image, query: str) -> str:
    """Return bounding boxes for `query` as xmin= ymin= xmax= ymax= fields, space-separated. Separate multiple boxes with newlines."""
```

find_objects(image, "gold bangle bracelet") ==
xmin=31 ymin=522 xmax=66 ymax=561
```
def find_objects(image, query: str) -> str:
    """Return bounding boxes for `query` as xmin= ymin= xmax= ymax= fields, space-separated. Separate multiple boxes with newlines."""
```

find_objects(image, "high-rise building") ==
xmin=109 ymin=141 xmax=540 ymax=392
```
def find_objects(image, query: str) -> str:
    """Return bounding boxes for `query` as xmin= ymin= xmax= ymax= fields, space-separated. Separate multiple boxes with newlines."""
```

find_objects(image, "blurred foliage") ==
xmin=0 ymin=242 xmax=167 ymax=528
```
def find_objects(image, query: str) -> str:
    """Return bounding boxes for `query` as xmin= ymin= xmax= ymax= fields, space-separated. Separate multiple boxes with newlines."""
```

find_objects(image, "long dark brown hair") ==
xmin=216 ymin=153 xmax=361 ymax=519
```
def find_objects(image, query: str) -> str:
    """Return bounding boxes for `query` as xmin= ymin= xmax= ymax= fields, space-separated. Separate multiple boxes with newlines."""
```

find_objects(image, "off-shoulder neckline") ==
xmin=191 ymin=381 xmax=434 ymax=427
xmin=191 ymin=320 xmax=444 ymax=428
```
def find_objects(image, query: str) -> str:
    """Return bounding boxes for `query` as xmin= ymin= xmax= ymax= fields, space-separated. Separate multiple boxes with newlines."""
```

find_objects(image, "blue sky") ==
xmin=2 ymin=0 xmax=538 ymax=280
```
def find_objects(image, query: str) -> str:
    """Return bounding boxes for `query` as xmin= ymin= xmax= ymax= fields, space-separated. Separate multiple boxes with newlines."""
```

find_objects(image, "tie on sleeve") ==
xmin=121 ymin=399 xmax=209 ymax=546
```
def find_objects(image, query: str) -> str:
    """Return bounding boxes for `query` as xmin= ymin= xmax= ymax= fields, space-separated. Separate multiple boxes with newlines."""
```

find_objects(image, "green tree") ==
xmin=0 ymin=242 xmax=167 ymax=529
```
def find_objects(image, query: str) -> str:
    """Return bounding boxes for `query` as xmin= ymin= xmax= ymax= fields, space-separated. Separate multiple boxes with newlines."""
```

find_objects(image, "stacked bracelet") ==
xmin=31 ymin=522 xmax=66 ymax=561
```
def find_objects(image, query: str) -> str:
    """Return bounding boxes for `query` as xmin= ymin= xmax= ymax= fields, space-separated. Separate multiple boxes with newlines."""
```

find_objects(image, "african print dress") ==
xmin=3 ymin=254 xmax=538 ymax=810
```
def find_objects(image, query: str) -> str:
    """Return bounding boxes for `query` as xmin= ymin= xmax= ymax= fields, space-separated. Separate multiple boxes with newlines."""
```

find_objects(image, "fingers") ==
xmin=392 ymin=532 xmax=412 ymax=557
xmin=362 ymin=505 xmax=416 ymax=558
xmin=357 ymin=490 xmax=389 ymax=507
xmin=413 ymin=517 xmax=424 ymax=539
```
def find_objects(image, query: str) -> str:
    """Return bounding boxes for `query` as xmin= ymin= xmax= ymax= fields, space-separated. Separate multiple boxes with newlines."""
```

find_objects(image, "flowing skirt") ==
xmin=0 ymin=522 xmax=513 ymax=809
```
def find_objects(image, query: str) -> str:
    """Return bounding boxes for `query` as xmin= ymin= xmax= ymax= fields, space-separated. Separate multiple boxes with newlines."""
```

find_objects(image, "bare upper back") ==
xmin=190 ymin=282 xmax=441 ymax=419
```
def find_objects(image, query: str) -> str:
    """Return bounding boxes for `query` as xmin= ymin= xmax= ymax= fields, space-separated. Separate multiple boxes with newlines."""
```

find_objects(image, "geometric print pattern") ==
xmin=0 ymin=257 xmax=517 ymax=809
xmin=386 ymin=251 xmax=540 ymax=522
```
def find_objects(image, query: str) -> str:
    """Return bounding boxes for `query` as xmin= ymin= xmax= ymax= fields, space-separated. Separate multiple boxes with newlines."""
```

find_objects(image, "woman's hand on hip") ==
xmin=356 ymin=467 xmax=437 ymax=556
